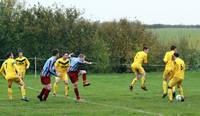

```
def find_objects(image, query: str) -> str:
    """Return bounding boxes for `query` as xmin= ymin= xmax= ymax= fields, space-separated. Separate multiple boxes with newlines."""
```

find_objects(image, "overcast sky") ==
xmin=25 ymin=0 xmax=199 ymax=25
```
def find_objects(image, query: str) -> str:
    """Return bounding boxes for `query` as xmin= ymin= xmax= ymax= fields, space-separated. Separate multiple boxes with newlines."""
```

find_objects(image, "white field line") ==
xmin=27 ymin=86 xmax=164 ymax=116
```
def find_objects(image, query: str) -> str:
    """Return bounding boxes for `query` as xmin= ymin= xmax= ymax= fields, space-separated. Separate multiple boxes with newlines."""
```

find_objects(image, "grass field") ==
xmin=0 ymin=72 xmax=200 ymax=116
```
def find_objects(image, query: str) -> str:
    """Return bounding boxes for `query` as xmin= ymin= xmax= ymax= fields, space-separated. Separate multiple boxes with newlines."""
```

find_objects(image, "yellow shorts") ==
xmin=163 ymin=68 xmax=173 ymax=80
xmin=57 ymin=73 xmax=69 ymax=81
xmin=168 ymin=77 xmax=183 ymax=88
xmin=131 ymin=63 xmax=145 ymax=75
xmin=18 ymin=70 xmax=26 ymax=78
xmin=6 ymin=77 xmax=22 ymax=84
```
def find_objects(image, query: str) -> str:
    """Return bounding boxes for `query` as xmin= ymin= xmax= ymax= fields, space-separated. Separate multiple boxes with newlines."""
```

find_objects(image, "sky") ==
xmin=25 ymin=0 xmax=199 ymax=25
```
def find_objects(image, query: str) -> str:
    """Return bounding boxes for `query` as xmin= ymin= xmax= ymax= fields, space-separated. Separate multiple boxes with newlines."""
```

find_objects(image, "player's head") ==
xmin=18 ymin=49 xmax=23 ymax=57
xmin=52 ymin=49 xmax=59 ymax=58
xmin=143 ymin=47 xmax=149 ymax=53
xmin=6 ymin=52 xmax=14 ymax=59
xmin=172 ymin=52 xmax=179 ymax=61
xmin=170 ymin=45 xmax=177 ymax=52
xmin=78 ymin=54 xmax=86 ymax=61
xmin=62 ymin=53 xmax=68 ymax=60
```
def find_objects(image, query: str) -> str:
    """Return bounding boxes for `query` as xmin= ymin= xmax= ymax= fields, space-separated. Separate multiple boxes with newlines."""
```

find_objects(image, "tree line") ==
xmin=0 ymin=0 xmax=200 ymax=73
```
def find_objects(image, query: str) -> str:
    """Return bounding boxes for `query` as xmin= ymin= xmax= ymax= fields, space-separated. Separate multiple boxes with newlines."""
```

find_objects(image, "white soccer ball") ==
xmin=175 ymin=95 xmax=183 ymax=101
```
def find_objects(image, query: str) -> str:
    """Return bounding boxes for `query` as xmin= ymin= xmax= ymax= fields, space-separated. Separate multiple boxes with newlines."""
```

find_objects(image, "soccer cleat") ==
xmin=37 ymin=95 xmax=43 ymax=101
xmin=161 ymin=93 xmax=167 ymax=99
xmin=53 ymin=93 xmax=57 ymax=96
xmin=173 ymin=92 xmax=176 ymax=99
xmin=141 ymin=86 xmax=148 ymax=91
xmin=181 ymin=97 xmax=185 ymax=102
xmin=21 ymin=97 xmax=29 ymax=102
xmin=129 ymin=85 xmax=133 ymax=91
xmin=83 ymin=82 xmax=91 ymax=87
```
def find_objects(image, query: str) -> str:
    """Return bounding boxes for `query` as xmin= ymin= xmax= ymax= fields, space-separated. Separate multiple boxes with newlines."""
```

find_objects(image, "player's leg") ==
xmin=139 ymin=67 xmax=147 ymax=91
xmin=53 ymin=77 xmax=60 ymax=96
xmin=129 ymin=73 xmax=140 ymax=91
xmin=7 ymin=79 xmax=13 ymax=100
xmin=63 ymin=75 xmax=69 ymax=97
xmin=37 ymin=76 xmax=51 ymax=101
xmin=68 ymin=72 xmax=80 ymax=100
xmin=80 ymin=70 xmax=90 ymax=87
xmin=43 ymin=83 xmax=51 ymax=101
xmin=162 ymin=69 xmax=170 ymax=98
xmin=168 ymin=78 xmax=177 ymax=102
xmin=15 ymin=78 xmax=29 ymax=102
xmin=177 ymin=79 xmax=184 ymax=101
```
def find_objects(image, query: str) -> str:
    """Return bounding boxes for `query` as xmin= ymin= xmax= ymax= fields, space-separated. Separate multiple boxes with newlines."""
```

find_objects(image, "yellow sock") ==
xmin=162 ymin=80 xmax=167 ymax=94
xmin=131 ymin=78 xmax=138 ymax=87
xmin=8 ymin=88 xmax=13 ymax=100
xmin=178 ymin=86 xmax=184 ymax=97
xmin=53 ymin=82 xmax=58 ymax=94
xmin=65 ymin=84 xmax=69 ymax=96
xmin=20 ymin=86 xmax=26 ymax=98
xmin=168 ymin=88 xmax=173 ymax=101
xmin=141 ymin=77 xmax=146 ymax=87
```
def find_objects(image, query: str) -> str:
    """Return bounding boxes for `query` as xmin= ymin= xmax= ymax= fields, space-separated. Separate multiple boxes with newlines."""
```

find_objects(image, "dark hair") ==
xmin=6 ymin=52 xmax=13 ymax=58
xmin=170 ymin=45 xmax=176 ymax=50
xmin=174 ymin=52 xmax=179 ymax=57
xmin=52 ymin=49 xmax=59 ymax=56
xmin=143 ymin=47 xmax=149 ymax=51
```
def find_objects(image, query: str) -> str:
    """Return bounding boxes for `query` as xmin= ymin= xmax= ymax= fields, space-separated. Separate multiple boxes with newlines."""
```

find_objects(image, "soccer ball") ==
xmin=175 ymin=95 xmax=183 ymax=101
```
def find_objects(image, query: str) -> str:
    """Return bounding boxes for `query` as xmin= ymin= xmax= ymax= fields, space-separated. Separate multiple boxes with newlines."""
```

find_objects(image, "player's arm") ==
xmin=68 ymin=53 xmax=74 ymax=58
xmin=83 ymin=60 xmax=92 ymax=65
xmin=163 ymin=53 xmax=168 ymax=64
xmin=0 ymin=63 xmax=6 ymax=77
xmin=25 ymin=58 xmax=30 ymax=69
xmin=48 ymin=61 xmax=57 ymax=76
xmin=143 ymin=54 xmax=148 ymax=64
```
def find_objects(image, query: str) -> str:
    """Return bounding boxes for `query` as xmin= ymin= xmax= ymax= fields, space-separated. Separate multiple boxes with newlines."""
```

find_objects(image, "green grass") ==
xmin=0 ymin=72 xmax=200 ymax=116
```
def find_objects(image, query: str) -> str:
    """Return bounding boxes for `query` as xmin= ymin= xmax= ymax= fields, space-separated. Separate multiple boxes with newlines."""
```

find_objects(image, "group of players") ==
xmin=0 ymin=49 xmax=92 ymax=102
xmin=0 ymin=45 xmax=185 ymax=102
xmin=129 ymin=45 xmax=185 ymax=102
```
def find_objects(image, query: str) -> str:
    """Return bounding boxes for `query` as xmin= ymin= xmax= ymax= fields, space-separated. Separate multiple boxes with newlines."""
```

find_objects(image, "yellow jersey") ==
xmin=55 ymin=58 xmax=70 ymax=74
xmin=132 ymin=51 xmax=148 ymax=66
xmin=163 ymin=51 xmax=175 ymax=69
xmin=16 ymin=56 xmax=30 ymax=71
xmin=0 ymin=58 xmax=19 ymax=80
xmin=173 ymin=58 xmax=185 ymax=79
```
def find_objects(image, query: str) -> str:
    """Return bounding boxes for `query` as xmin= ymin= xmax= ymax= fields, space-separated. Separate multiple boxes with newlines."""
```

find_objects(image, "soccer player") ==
xmin=15 ymin=50 xmax=30 ymax=80
xmin=0 ymin=52 xmax=29 ymax=101
xmin=129 ymin=47 xmax=149 ymax=91
xmin=168 ymin=53 xmax=185 ymax=102
xmin=53 ymin=53 xmax=70 ymax=97
xmin=37 ymin=49 xmax=59 ymax=101
xmin=68 ymin=54 xmax=92 ymax=101
xmin=69 ymin=53 xmax=90 ymax=86
xmin=162 ymin=45 xmax=177 ymax=98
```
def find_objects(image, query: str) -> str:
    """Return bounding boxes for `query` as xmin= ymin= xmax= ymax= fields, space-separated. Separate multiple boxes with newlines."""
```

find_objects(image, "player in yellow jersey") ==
xmin=53 ymin=53 xmax=70 ymax=97
xmin=16 ymin=50 xmax=30 ymax=80
xmin=0 ymin=52 xmax=29 ymax=102
xmin=129 ymin=47 xmax=149 ymax=91
xmin=162 ymin=45 xmax=177 ymax=98
xmin=168 ymin=53 xmax=185 ymax=102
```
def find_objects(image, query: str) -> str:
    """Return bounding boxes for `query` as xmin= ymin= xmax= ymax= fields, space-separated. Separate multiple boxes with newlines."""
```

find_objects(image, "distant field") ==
xmin=151 ymin=28 xmax=200 ymax=41
xmin=0 ymin=72 xmax=200 ymax=116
